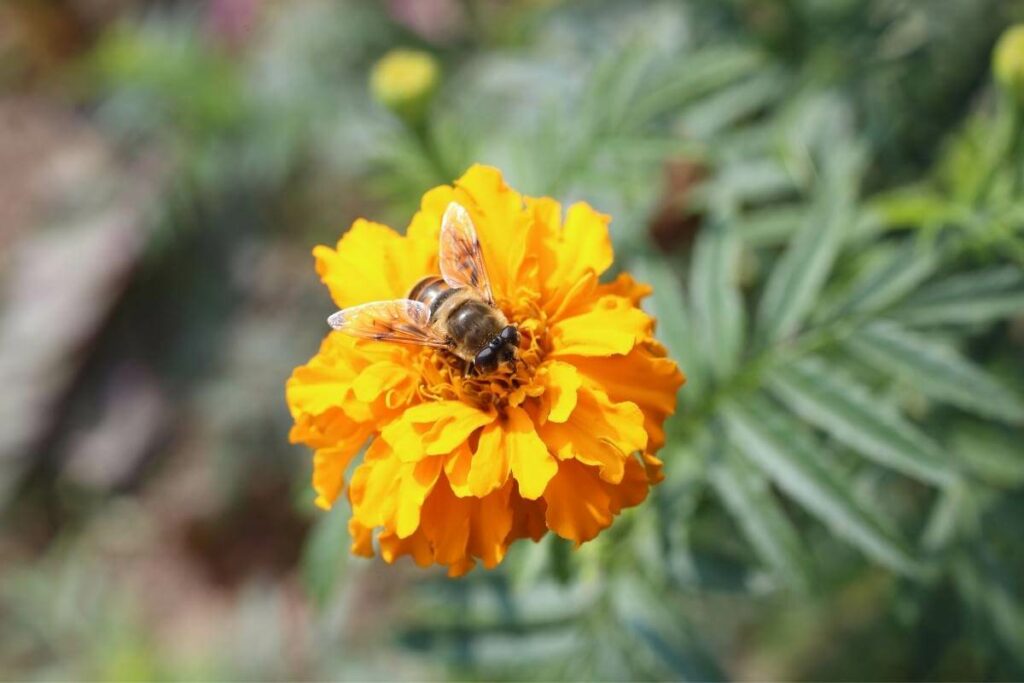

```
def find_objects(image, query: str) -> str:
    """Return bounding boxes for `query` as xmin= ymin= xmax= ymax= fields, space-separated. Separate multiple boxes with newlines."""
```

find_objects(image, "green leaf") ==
xmin=689 ymin=224 xmax=745 ymax=381
xmin=756 ymin=145 xmax=862 ymax=343
xmin=844 ymin=322 xmax=1024 ymax=424
xmin=817 ymin=240 xmax=941 ymax=322
xmin=723 ymin=397 xmax=922 ymax=576
xmin=716 ymin=158 xmax=798 ymax=208
xmin=734 ymin=204 xmax=806 ymax=246
xmin=951 ymin=421 xmax=1024 ymax=488
xmin=891 ymin=267 xmax=1024 ymax=326
xmin=709 ymin=450 xmax=814 ymax=591
xmin=953 ymin=553 xmax=1024 ymax=667
xmin=680 ymin=70 xmax=788 ymax=139
xmin=300 ymin=506 xmax=350 ymax=607
xmin=868 ymin=185 xmax=956 ymax=230
xmin=769 ymin=357 xmax=958 ymax=487
xmin=611 ymin=579 xmax=725 ymax=682
xmin=629 ymin=46 xmax=765 ymax=126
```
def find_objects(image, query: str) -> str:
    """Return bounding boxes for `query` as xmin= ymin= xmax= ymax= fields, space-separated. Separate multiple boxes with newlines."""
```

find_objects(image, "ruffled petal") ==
xmin=543 ymin=456 xmax=653 ymax=545
xmin=543 ymin=459 xmax=613 ymax=544
xmin=596 ymin=272 xmax=652 ymax=305
xmin=351 ymin=439 xmax=402 ymax=528
xmin=286 ymin=333 xmax=417 ymax=429
xmin=467 ymin=481 xmax=515 ymax=568
xmin=537 ymin=360 xmax=581 ymax=424
xmin=567 ymin=341 xmax=685 ymax=452
xmin=467 ymin=421 xmax=510 ymax=497
xmin=420 ymin=479 xmax=472 ymax=566
xmin=444 ymin=443 xmax=475 ymax=497
xmin=505 ymin=406 xmax=558 ymax=500
xmin=378 ymin=528 xmax=434 ymax=567
xmin=395 ymin=456 xmax=444 ymax=538
xmin=381 ymin=401 xmax=494 ymax=462
xmin=349 ymin=519 xmax=375 ymax=557
xmin=550 ymin=295 xmax=654 ymax=357
xmin=315 ymin=219 xmax=437 ymax=309
xmin=538 ymin=385 xmax=646 ymax=484
xmin=556 ymin=203 xmax=614 ymax=283
xmin=406 ymin=165 xmax=529 ymax=302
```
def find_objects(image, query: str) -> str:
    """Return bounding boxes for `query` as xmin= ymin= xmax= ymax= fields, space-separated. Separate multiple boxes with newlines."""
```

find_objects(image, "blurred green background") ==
xmin=2 ymin=0 xmax=1024 ymax=680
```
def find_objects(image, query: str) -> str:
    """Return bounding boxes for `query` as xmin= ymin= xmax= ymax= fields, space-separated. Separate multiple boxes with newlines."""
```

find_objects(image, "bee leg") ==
xmin=464 ymin=360 xmax=477 ymax=377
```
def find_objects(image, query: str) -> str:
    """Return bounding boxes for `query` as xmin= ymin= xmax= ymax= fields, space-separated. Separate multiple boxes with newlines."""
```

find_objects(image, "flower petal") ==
xmin=468 ymin=421 xmax=510 ymax=497
xmin=538 ymin=385 xmax=646 ymax=484
xmin=351 ymin=439 xmax=401 ymax=528
xmin=349 ymin=519 xmax=374 ymax=557
xmin=420 ymin=478 xmax=472 ymax=566
xmin=395 ymin=456 xmax=444 ymax=538
xmin=468 ymin=482 xmax=515 ymax=568
xmin=409 ymin=401 xmax=494 ymax=455
xmin=311 ymin=440 xmax=365 ymax=510
xmin=506 ymin=406 xmax=558 ymax=500
xmin=381 ymin=401 xmax=494 ymax=462
xmin=315 ymin=219 xmax=436 ymax=309
xmin=543 ymin=459 xmax=613 ymax=544
xmin=550 ymin=295 xmax=654 ymax=357
xmin=538 ymin=360 xmax=581 ymax=424
xmin=378 ymin=528 xmax=433 ymax=567
xmin=444 ymin=443 xmax=475 ymax=497
xmin=558 ymin=203 xmax=614 ymax=282
xmin=568 ymin=341 xmax=684 ymax=452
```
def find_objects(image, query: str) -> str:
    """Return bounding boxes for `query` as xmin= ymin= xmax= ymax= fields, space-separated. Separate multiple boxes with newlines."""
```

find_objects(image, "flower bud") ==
xmin=369 ymin=49 xmax=439 ymax=121
xmin=994 ymin=25 xmax=1024 ymax=106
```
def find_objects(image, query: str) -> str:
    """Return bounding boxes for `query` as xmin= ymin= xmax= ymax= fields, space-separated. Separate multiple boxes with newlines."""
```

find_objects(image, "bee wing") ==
xmin=327 ymin=299 xmax=449 ymax=348
xmin=439 ymin=202 xmax=495 ymax=305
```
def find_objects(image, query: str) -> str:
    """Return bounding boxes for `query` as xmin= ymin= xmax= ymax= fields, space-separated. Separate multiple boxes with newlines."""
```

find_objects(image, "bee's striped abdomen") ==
xmin=408 ymin=275 xmax=458 ymax=319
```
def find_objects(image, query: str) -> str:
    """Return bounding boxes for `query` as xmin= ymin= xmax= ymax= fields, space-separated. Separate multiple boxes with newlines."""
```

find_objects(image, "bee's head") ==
xmin=474 ymin=325 xmax=520 ymax=374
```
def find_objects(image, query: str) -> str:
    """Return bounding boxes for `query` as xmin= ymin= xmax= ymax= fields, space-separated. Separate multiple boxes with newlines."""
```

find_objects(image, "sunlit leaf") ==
xmin=629 ymin=46 xmax=765 ymax=125
xmin=709 ymin=450 xmax=814 ymax=591
xmin=769 ymin=357 xmax=958 ymax=487
xmin=611 ymin=579 xmax=726 ymax=682
xmin=300 ymin=506 xmax=350 ymax=607
xmin=845 ymin=322 xmax=1024 ymax=424
xmin=756 ymin=145 xmax=861 ymax=343
xmin=951 ymin=421 xmax=1024 ymax=488
xmin=891 ymin=267 xmax=1024 ymax=326
xmin=689 ymin=223 xmax=745 ymax=381
xmin=723 ymin=397 xmax=922 ymax=576
xmin=818 ymin=240 xmax=941 ymax=321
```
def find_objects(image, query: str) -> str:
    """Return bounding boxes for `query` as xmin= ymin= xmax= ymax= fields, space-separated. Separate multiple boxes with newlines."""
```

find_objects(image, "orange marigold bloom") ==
xmin=286 ymin=165 xmax=685 ymax=576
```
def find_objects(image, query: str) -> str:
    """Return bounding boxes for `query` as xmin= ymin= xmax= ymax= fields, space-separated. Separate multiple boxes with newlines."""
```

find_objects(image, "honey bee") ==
xmin=327 ymin=202 xmax=520 ymax=375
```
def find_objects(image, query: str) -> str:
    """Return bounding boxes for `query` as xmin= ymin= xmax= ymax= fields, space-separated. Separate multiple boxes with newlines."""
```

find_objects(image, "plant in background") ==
xmin=995 ymin=24 xmax=1024 ymax=106
xmin=370 ymin=48 xmax=441 ymax=123
xmin=352 ymin=4 xmax=1024 ymax=679
xmin=286 ymin=165 xmax=683 ymax=576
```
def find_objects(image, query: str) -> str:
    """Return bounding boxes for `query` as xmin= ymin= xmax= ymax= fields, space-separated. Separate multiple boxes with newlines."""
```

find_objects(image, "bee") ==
xmin=327 ymin=202 xmax=520 ymax=375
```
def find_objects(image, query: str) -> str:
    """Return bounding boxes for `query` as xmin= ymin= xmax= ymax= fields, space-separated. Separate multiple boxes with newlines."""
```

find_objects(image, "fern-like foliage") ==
xmin=313 ymin=2 xmax=1024 ymax=680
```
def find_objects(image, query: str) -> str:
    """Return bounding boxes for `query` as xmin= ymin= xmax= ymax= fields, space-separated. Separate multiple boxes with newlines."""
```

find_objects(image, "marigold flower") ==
xmin=369 ymin=48 xmax=439 ymax=120
xmin=286 ymin=165 xmax=685 ymax=576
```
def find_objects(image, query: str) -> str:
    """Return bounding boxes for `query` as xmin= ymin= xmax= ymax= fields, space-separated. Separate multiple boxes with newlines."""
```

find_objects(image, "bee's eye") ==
xmin=500 ymin=325 xmax=519 ymax=346
xmin=474 ymin=347 xmax=497 ymax=372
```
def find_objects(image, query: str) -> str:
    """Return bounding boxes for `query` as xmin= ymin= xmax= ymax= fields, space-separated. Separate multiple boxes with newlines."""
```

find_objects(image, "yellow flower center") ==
xmin=416 ymin=301 xmax=549 ymax=413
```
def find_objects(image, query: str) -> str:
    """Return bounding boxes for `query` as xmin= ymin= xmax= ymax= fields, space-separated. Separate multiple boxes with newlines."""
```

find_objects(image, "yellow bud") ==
xmin=994 ymin=25 xmax=1024 ymax=105
xmin=369 ymin=49 xmax=439 ymax=120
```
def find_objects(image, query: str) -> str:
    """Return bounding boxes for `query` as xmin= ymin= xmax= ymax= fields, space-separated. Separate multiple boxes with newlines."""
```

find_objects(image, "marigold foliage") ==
xmin=994 ymin=25 xmax=1024 ymax=105
xmin=286 ymin=165 xmax=684 ymax=576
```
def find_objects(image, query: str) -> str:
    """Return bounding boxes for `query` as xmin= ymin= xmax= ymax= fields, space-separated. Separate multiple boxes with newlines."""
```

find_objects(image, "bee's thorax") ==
xmin=408 ymin=275 xmax=510 ymax=363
